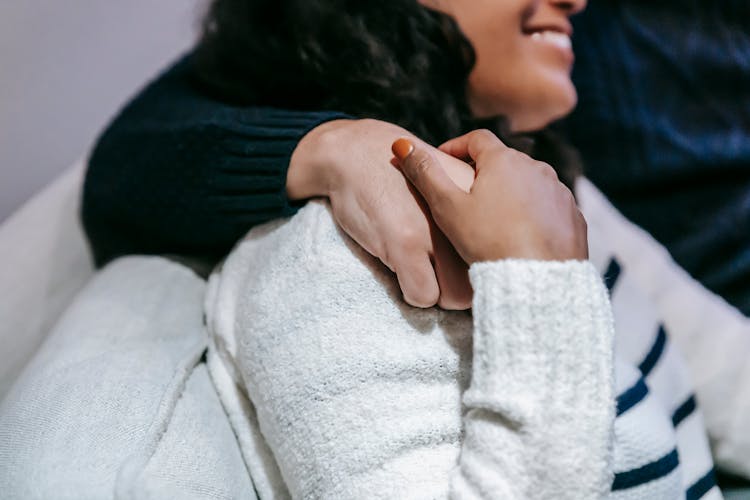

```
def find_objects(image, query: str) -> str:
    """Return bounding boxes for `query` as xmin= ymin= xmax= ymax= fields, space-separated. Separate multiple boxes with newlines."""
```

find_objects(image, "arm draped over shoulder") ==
xmin=82 ymin=53 xmax=348 ymax=267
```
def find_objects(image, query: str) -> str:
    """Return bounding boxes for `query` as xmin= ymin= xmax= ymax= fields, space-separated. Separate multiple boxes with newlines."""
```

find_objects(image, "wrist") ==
xmin=286 ymin=118 xmax=354 ymax=200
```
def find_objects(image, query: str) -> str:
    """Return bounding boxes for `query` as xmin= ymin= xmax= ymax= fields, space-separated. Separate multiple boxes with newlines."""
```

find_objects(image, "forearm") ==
xmin=452 ymin=259 xmax=616 ymax=500
xmin=82 ymin=58 xmax=348 ymax=266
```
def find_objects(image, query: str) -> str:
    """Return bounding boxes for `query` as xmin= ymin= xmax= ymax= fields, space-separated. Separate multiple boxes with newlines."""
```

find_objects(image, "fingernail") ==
xmin=392 ymin=138 xmax=414 ymax=161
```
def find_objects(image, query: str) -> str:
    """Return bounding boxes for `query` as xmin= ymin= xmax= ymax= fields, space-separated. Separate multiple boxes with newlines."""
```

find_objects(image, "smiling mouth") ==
xmin=529 ymin=31 xmax=572 ymax=51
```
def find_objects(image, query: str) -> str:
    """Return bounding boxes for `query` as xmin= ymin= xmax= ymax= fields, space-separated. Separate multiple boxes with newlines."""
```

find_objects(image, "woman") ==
xmin=85 ymin=0 xmax=721 ymax=497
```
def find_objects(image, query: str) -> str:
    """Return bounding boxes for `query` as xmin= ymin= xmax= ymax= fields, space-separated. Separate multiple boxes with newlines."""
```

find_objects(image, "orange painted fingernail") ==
xmin=392 ymin=138 xmax=414 ymax=161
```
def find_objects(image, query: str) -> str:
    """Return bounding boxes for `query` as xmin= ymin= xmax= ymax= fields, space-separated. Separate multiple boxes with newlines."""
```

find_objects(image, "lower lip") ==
xmin=528 ymin=32 xmax=574 ymax=64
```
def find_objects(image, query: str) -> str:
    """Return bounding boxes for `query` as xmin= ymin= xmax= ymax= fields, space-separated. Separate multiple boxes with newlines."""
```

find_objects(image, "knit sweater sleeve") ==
xmin=208 ymin=204 xmax=617 ymax=498
xmin=82 ymin=54 xmax=349 ymax=267
xmin=453 ymin=260 xmax=616 ymax=499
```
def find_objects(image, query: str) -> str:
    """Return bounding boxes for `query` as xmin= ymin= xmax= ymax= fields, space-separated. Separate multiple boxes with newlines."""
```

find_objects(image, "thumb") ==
xmin=392 ymin=138 xmax=465 ymax=213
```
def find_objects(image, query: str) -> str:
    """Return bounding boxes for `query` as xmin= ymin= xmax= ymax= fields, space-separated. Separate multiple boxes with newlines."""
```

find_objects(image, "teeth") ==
xmin=530 ymin=31 xmax=572 ymax=50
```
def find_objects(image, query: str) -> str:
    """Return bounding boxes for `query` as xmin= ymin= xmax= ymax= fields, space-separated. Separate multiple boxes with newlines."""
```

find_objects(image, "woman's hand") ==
xmin=286 ymin=119 xmax=474 ymax=309
xmin=392 ymin=129 xmax=588 ymax=264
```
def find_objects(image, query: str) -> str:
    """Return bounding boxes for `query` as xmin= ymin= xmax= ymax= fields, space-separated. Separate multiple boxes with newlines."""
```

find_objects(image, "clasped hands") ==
xmin=287 ymin=119 xmax=587 ymax=310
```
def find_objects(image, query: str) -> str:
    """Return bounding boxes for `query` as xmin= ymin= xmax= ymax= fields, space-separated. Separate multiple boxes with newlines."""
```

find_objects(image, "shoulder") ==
xmin=217 ymin=201 xmax=389 ymax=296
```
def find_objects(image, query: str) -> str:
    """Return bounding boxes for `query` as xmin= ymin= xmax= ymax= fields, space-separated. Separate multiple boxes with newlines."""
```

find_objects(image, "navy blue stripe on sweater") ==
xmin=638 ymin=325 xmax=667 ymax=377
xmin=612 ymin=449 xmax=680 ymax=491
xmin=672 ymin=395 xmax=697 ymax=427
xmin=686 ymin=468 xmax=717 ymax=500
xmin=616 ymin=377 xmax=649 ymax=417
xmin=604 ymin=259 xmax=622 ymax=293
xmin=602 ymin=258 xmax=710 ymax=496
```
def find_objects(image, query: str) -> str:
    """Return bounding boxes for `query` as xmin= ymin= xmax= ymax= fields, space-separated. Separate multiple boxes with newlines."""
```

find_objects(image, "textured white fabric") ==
xmin=119 ymin=363 xmax=257 ymax=500
xmin=0 ymin=257 xmax=256 ymax=500
xmin=579 ymin=177 xmax=750 ymax=479
xmin=0 ymin=160 xmax=94 ymax=399
xmin=207 ymin=196 xmax=733 ymax=499
xmin=206 ymin=348 xmax=288 ymax=500
xmin=206 ymin=200 xmax=619 ymax=499
xmin=586 ymin=242 xmax=717 ymax=498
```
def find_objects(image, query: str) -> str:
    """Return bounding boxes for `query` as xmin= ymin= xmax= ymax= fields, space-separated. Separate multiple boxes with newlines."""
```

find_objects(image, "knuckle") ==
xmin=501 ymin=147 xmax=524 ymax=162
xmin=413 ymin=153 xmax=432 ymax=174
xmin=493 ymin=145 xmax=512 ymax=158
xmin=475 ymin=129 xmax=496 ymax=140
xmin=395 ymin=226 xmax=425 ymax=251
xmin=539 ymin=162 xmax=559 ymax=179
xmin=552 ymin=180 xmax=574 ymax=200
xmin=479 ymin=145 xmax=509 ymax=166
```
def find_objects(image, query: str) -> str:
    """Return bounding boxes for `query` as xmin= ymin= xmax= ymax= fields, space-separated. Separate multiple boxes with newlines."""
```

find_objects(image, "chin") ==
xmin=511 ymin=82 xmax=578 ymax=133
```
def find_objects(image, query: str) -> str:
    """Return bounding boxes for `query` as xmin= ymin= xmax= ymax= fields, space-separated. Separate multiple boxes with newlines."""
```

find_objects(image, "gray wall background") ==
xmin=0 ymin=1 xmax=202 ymax=222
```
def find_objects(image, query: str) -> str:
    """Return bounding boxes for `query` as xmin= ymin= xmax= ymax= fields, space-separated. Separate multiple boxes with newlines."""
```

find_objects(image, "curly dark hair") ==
xmin=194 ymin=0 xmax=580 ymax=187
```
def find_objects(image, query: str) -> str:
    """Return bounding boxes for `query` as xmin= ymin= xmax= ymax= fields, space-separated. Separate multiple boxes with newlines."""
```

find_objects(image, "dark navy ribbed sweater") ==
xmin=83 ymin=55 xmax=346 ymax=266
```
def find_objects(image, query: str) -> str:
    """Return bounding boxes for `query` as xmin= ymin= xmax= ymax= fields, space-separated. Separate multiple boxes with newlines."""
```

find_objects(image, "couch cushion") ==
xmin=0 ymin=256 xmax=256 ymax=499
xmin=0 ymin=161 xmax=94 ymax=398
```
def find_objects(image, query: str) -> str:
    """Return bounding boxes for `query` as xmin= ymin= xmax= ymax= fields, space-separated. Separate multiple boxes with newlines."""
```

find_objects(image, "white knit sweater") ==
xmin=205 ymin=200 xmax=716 ymax=499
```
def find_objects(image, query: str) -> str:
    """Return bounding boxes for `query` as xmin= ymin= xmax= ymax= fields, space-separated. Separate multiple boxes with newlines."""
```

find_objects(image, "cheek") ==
xmin=518 ymin=62 xmax=578 ymax=127
xmin=467 ymin=45 xmax=578 ymax=130
xmin=455 ymin=5 xmax=525 ymax=106
xmin=464 ymin=30 xmax=526 ymax=112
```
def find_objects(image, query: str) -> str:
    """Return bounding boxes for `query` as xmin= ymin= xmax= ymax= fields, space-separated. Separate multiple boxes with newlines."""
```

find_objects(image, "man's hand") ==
xmin=286 ymin=119 xmax=474 ymax=309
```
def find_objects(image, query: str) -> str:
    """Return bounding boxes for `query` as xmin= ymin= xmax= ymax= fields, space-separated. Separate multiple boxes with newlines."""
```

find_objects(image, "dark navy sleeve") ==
xmin=82 ymin=54 xmax=349 ymax=267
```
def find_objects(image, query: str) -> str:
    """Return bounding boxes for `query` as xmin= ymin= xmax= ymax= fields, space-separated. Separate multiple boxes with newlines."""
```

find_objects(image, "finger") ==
xmin=431 ymin=228 xmax=472 ymax=310
xmin=437 ymin=138 xmax=472 ymax=163
xmin=438 ymin=129 xmax=507 ymax=165
xmin=392 ymin=251 xmax=440 ymax=308
xmin=392 ymin=138 xmax=466 ymax=214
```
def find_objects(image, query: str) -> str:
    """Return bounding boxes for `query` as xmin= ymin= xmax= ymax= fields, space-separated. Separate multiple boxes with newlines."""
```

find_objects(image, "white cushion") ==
xmin=0 ymin=256 xmax=256 ymax=499
xmin=0 ymin=161 xmax=95 ymax=398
